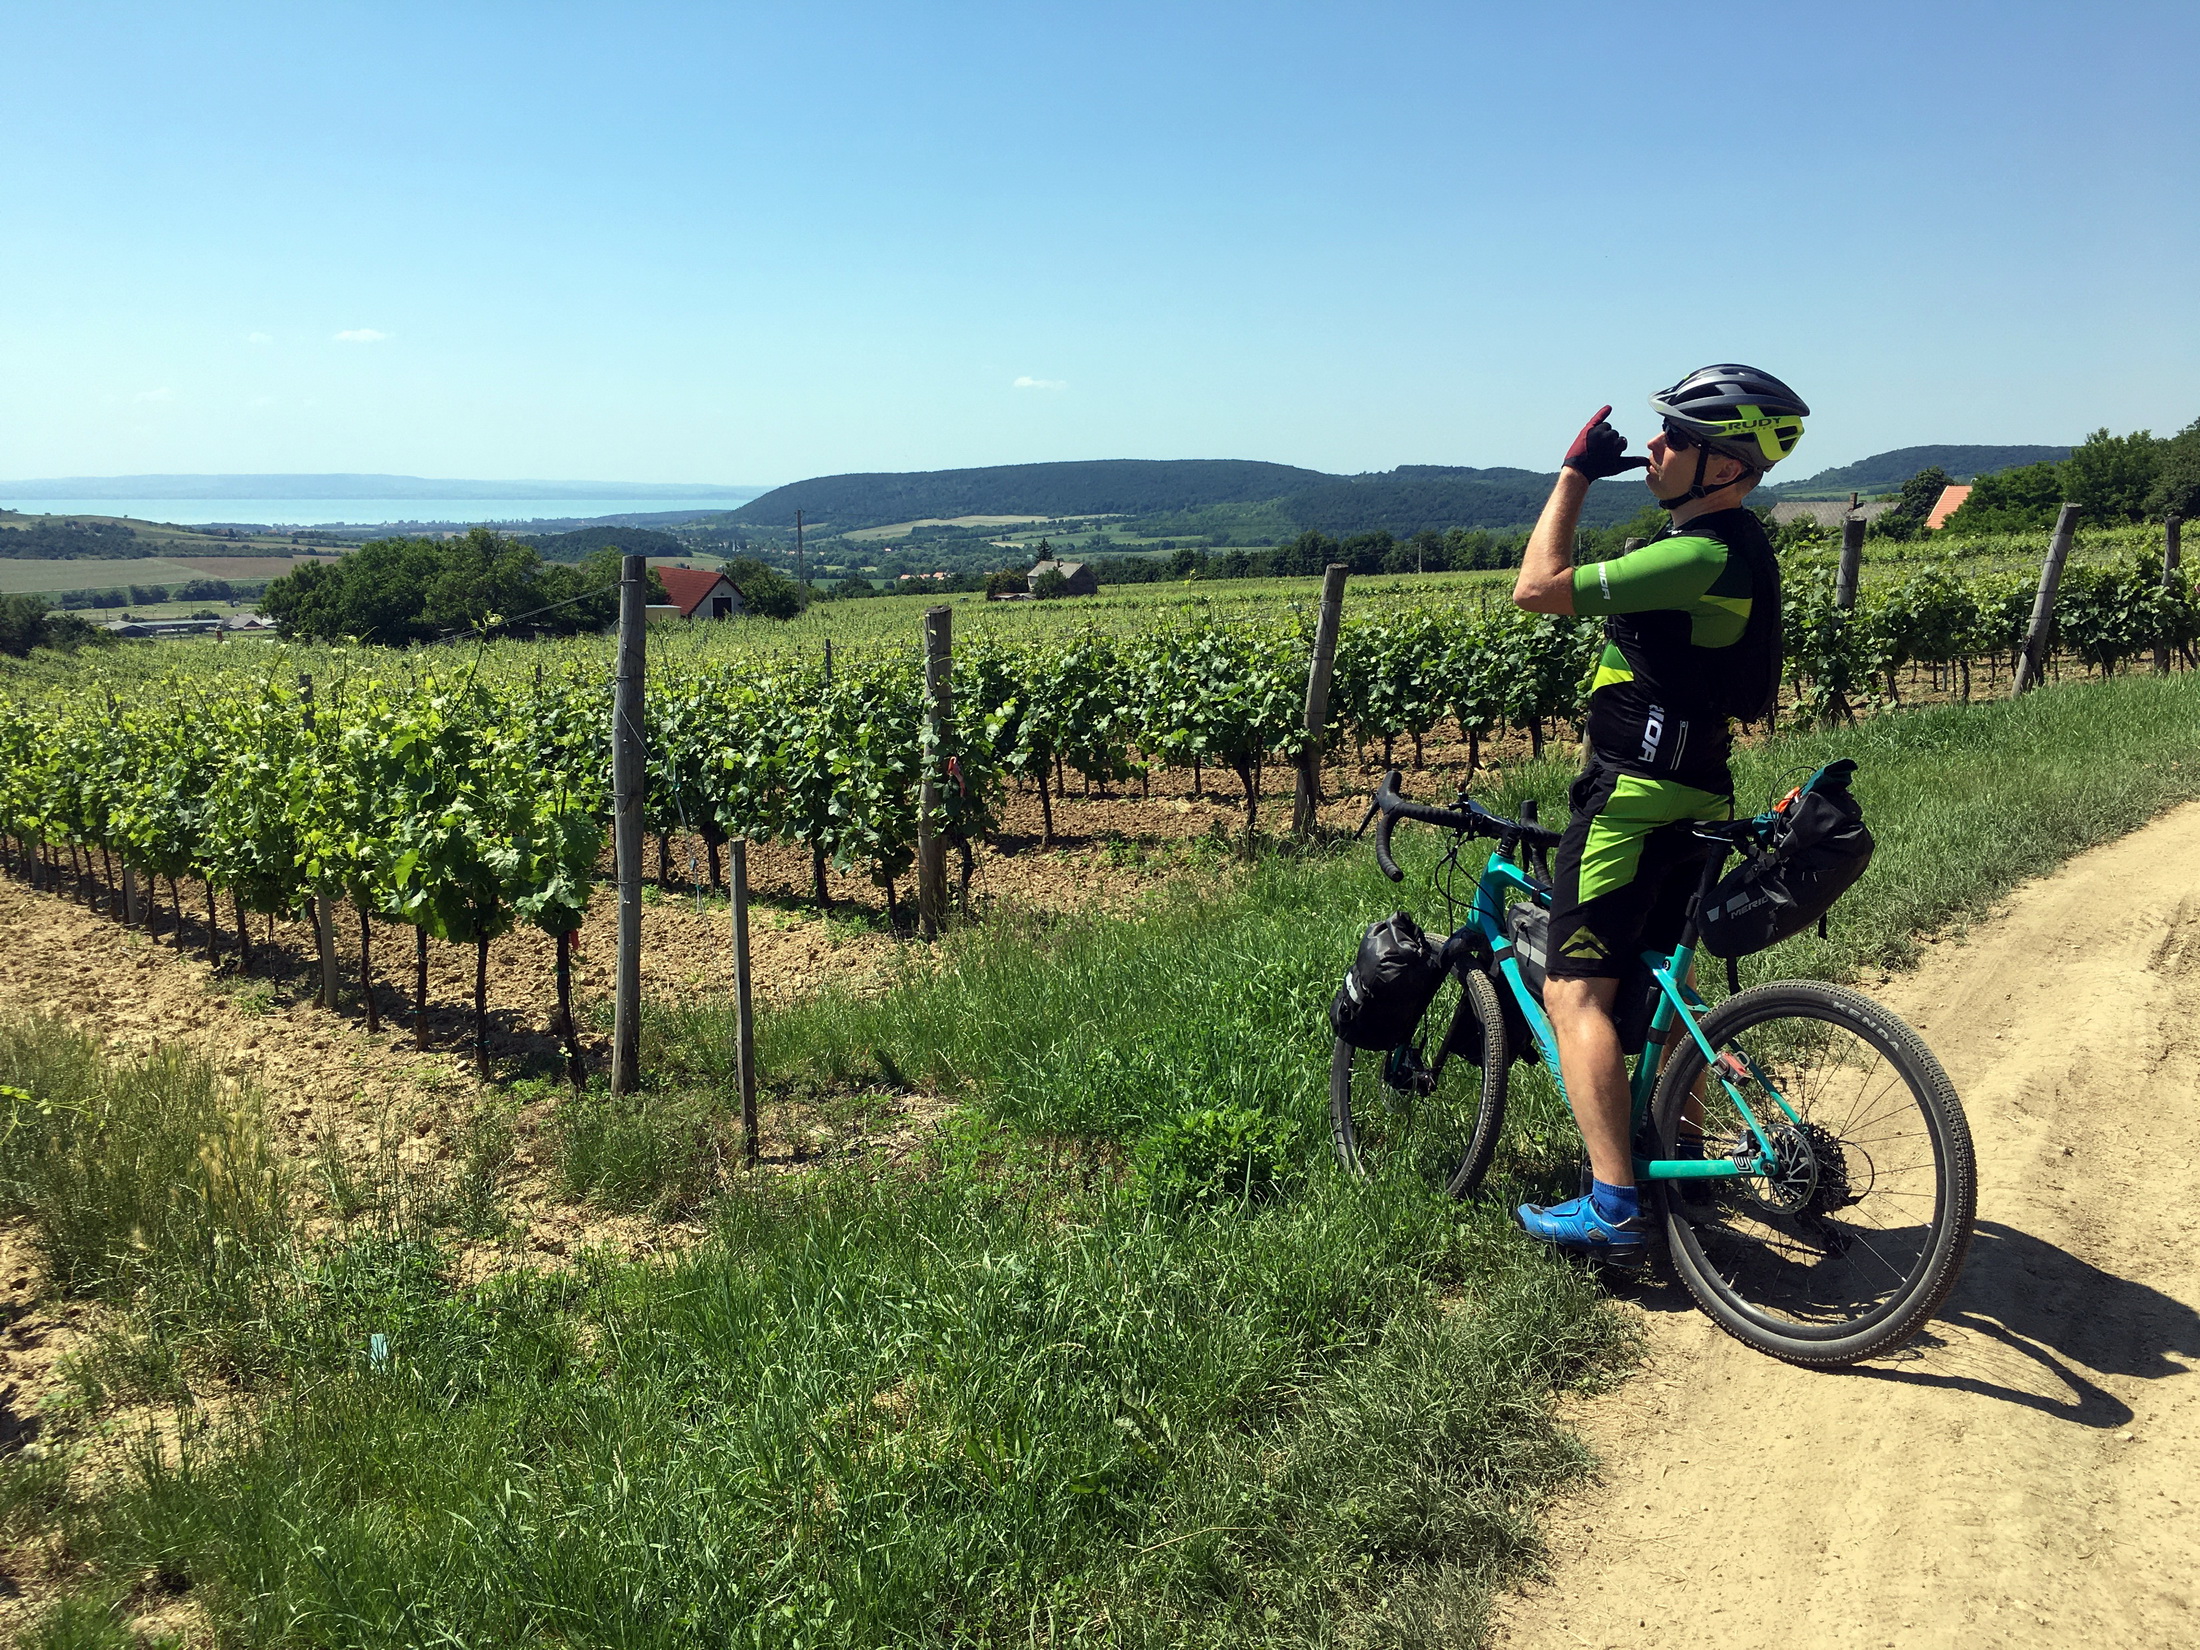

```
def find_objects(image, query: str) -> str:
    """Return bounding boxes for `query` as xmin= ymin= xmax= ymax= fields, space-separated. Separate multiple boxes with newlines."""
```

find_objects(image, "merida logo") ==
xmin=1640 ymin=705 xmax=1665 ymax=764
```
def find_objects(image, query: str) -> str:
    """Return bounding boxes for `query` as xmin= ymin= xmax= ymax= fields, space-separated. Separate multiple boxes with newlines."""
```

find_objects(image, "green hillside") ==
xmin=730 ymin=459 xmax=1332 ymax=530
xmin=733 ymin=457 xmax=1650 ymax=540
xmin=1275 ymin=466 xmax=1645 ymax=535
xmin=519 ymin=525 xmax=689 ymax=563
xmin=1771 ymin=444 xmax=2070 ymax=497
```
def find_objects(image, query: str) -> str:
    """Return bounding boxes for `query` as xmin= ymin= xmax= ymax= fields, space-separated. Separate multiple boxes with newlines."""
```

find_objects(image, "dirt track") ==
xmin=1494 ymin=803 xmax=2200 ymax=1649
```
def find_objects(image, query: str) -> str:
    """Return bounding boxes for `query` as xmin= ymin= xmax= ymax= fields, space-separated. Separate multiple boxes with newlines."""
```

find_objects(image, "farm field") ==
xmin=0 ymin=553 xmax=341 ymax=598
xmin=5 ymin=668 xmax=2200 ymax=1644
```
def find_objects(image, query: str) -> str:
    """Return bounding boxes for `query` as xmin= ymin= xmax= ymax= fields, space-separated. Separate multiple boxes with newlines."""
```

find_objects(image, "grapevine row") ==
xmin=1 ymin=554 xmax=2190 ymax=1071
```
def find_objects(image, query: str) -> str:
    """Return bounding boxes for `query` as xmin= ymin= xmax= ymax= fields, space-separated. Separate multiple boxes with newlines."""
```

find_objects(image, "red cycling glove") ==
xmin=1563 ymin=405 xmax=1650 ymax=479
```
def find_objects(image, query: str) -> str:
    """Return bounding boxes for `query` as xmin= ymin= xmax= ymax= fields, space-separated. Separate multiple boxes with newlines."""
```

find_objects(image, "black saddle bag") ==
xmin=1330 ymin=911 xmax=1448 ymax=1050
xmin=1699 ymin=760 xmax=1875 ymax=960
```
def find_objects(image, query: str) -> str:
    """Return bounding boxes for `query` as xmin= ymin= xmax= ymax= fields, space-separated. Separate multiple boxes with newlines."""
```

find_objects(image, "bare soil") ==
xmin=1492 ymin=801 xmax=2200 ymax=1650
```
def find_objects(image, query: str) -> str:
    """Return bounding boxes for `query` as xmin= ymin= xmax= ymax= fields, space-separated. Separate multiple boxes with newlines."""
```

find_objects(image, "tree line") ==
xmin=1878 ymin=419 xmax=2200 ymax=539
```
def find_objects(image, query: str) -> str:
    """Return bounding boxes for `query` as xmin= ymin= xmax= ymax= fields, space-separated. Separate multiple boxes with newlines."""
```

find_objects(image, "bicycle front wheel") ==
xmin=1331 ymin=966 xmax=1509 ymax=1198
xmin=1650 ymin=980 xmax=1975 ymax=1365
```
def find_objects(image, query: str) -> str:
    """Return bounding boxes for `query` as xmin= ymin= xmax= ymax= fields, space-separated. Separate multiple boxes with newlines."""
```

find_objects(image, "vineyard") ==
xmin=2 ymin=537 xmax=2192 ymax=1071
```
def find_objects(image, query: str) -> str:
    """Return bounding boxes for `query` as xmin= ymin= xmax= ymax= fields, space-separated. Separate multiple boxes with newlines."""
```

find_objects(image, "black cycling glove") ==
xmin=1563 ymin=405 xmax=1650 ymax=479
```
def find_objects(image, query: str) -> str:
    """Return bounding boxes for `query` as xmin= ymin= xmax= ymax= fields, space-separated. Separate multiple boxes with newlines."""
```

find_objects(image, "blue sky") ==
xmin=3 ymin=1 xmax=2194 ymax=486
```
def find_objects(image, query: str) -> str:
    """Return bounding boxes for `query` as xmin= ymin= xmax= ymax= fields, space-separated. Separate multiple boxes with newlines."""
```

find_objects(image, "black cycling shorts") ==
xmin=1546 ymin=759 xmax=1728 ymax=981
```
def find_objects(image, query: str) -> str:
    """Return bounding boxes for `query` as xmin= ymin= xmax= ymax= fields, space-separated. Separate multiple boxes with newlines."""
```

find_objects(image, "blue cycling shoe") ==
xmin=1516 ymin=1194 xmax=1650 ymax=1264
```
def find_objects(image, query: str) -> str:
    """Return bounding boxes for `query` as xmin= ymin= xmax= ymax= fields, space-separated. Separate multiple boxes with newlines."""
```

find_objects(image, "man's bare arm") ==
xmin=1512 ymin=469 xmax=1588 ymax=615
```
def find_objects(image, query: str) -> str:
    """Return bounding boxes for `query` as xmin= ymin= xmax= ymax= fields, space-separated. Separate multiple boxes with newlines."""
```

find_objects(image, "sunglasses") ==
xmin=1660 ymin=419 xmax=1702 ymax=452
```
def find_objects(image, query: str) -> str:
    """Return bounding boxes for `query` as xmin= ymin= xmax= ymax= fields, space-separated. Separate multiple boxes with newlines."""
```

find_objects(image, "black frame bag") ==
xmin=1699 ymin=760 xmax=1875 ymax=960
xmin=1330 ymin=911 xmax=1448 ymax=1050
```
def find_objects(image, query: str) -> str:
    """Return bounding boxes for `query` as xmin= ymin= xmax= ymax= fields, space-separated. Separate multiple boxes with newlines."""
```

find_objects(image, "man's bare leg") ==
xmin=1544 ymin=976 xmax=1634 ymax=1185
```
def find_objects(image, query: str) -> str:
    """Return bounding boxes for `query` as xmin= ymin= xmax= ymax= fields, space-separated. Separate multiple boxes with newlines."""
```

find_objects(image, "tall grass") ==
xmin=77 ymin=1156 xmax=1615 ymax=1648
xmin=0 ymin=1020 xmax=290 ymax=1308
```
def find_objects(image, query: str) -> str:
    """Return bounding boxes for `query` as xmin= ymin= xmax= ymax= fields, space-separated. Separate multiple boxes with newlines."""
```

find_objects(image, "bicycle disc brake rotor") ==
xmin=1741 ymin=1123 xmax=1822 ymax=1215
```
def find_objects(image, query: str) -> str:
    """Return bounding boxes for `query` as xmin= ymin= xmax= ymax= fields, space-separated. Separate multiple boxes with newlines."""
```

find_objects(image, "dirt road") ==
xmin=1493 ymin=802 xmax=2200 ymax=1649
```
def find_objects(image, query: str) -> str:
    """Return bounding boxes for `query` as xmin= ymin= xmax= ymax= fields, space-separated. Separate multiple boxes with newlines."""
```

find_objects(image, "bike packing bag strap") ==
xmin=1698 ymin=759 xmax=1875 ymax=960
xmin=1330 ymin=911 xmax=1448 ymax=1050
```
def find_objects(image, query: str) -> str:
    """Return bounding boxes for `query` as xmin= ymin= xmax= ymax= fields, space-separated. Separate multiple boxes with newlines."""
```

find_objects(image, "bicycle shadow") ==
xmin=1834 ymin=1220 xmax=2196 ymax=1425
xmin=1611 ymin=1219 xmax=2195 ymax=1425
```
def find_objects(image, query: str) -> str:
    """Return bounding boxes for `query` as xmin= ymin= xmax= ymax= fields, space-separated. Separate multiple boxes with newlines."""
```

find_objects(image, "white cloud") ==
xmin=333 ymin=327 xmax=391 ymax=343
xmin=134 ymin=386 xmax=175 ymax=402
xmin=247 ymin=330 xmax=273 ymax=345
xmin=1012 ymin=375 xmax=1067 ymax=391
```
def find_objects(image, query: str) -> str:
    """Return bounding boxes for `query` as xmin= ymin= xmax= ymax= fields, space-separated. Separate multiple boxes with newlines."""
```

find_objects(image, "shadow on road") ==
xmin=1845 ymin=1220 xmax=2199 ymax=1425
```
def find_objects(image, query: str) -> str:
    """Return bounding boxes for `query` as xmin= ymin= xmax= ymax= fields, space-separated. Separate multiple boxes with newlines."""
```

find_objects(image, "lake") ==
xmin=0 ymin=497 xmax=750 ymax=528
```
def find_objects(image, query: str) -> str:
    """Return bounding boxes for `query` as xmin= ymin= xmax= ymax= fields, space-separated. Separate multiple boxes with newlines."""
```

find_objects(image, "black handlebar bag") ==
xmin=1699 ymin=760 xmax=1875 ymax=959
xmin=1330 ymin=911 xmax=1448 ymax=1049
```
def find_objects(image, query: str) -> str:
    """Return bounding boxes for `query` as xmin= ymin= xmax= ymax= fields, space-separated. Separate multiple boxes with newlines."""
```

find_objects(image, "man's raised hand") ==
xmin=1563 ymin=405 xmax=1650 ymax=479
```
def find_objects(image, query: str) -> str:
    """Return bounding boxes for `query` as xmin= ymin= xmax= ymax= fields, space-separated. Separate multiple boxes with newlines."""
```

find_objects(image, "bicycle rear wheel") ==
xmin=1650 ymin=980 xmax=1975 ymax=1365
xmin=1331 ymin=966 xmax=1509 ymax=1198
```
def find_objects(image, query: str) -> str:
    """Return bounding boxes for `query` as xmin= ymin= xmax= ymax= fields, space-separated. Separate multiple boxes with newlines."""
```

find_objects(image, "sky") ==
xmin=3 ymin=1 xmax=2195 ymax=487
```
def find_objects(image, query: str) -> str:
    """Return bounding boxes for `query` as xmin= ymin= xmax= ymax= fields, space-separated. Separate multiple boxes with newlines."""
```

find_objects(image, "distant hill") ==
xmin=519 ymin=526 xmax=689 ymax=563
xmin=1771 ymin=445 xmax=2070 ymax=497
xmin=1277 ymin=466 xmax=1647 ymax=536
xmin=733 ymin=457 xmax=1651 ymax=538
xmin=0 ymin=474 xmax=769 ymax=502
xmin=730 ymin=460 xmax=1332 ymax=530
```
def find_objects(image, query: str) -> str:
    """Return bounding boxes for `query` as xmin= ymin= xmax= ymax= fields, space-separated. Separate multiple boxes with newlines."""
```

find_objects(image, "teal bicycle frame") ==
xmin=1465 ymin=839 xmax=1798 ymax=1187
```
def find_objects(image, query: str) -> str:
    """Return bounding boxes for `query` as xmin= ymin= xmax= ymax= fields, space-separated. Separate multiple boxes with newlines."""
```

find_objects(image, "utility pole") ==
xmin=916 ymin=606 xmax=952 ymax=938
xmin=2012 ymin=504 xmax=2081 ymax=698
xmin=794 ymin=508 xmax=805 ymax=593
xmin=611 ymin=554 xmax=646 ymax=1094
xmin=1293 ymin=564 xmax=1349 ymax=837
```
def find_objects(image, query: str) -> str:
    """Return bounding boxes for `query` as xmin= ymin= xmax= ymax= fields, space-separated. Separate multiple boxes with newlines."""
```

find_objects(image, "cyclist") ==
xmin=1506 ymin=364 xmax=1809 ymax=1257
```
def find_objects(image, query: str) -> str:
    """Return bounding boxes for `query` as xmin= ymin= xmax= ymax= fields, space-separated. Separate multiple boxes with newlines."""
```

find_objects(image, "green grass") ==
xmin=17 ymin=667 xmax=2200 ymax=1647
xmin=0 ymin=1020 xmax=290 ymax=1307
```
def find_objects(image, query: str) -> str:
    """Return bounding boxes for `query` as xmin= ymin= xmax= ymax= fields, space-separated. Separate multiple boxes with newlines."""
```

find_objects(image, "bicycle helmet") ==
xmin=1647 ymin=363 xmax=1809 ymax=506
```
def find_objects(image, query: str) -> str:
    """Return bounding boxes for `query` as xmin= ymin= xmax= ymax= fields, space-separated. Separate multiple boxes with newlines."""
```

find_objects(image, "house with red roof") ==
xmin=650 ymin=564 xmax=744 ymax=620
xmin=1925 ymin=485 xmax=1972 ymax=531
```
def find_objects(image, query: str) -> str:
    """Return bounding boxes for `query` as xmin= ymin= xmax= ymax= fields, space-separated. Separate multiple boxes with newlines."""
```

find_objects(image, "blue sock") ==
xmin=1590 ymin=1179 xmax=1641 ymax=1224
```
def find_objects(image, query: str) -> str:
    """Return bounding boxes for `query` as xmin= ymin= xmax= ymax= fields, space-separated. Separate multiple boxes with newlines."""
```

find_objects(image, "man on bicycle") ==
xmin=1507 ymin=364 xmax=1810 ymax=1257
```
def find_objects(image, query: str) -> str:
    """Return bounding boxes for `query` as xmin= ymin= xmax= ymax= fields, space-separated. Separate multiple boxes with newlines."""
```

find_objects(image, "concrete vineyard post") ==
xmin=1835 ymin=515 xmax=1865 ymax=612
xmin=2158 ymin=515 xmax=2183 ymax=676
xmin=1293 ymin=563 xmax=1349 ymax=838
xmin=611 ymin=554 xmax=646 ymax=1096
xmin=916 ymin=604 xmax=952 ymax=939
xmin=731 ymin=839 xmax=759 ymax=1165
xmin=2012 ymin=503 xmax=2081 ymax=698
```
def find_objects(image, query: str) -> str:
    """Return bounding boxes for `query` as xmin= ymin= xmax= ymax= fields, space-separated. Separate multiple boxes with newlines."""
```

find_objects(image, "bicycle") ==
xmin=1331 ymin=768 xmax=1976 ymax=1366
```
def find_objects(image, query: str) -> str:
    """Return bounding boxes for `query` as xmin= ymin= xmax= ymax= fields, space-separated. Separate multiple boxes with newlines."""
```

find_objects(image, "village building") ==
xmin=1026 ymin=558 xmax=1099 ymax=596
xmin=649 ymin=564 xmax=745 ymax=621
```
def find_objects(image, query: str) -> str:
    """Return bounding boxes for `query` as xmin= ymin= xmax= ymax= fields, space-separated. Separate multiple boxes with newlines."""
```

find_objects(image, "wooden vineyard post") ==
xmin=916 ymin=605 xmax=952 ymax=940
xmin=611 ymin=554 xmax=646 ymax=1096
xmin=1293 ymin=563 xmax=1349 ymax=838
xmin=813 ymin=639 xmax=833 ymax=909
xmin=2012 ymin=504 xmax=2081 ymax=697
xmin=123 ymin=863 xmax=140 ymax=928
xmin=730 ymin=839 xmax=759 ymax=1165
xmin=1835 ymin=514 xmax=1865 ymax=612
xmin=2158 ymin=514 xmax=2183 ymax=676
xmin=300 ymin=672 xmax=340 ymax=1009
